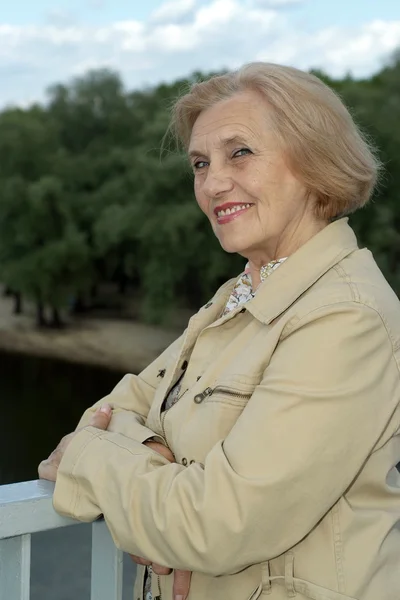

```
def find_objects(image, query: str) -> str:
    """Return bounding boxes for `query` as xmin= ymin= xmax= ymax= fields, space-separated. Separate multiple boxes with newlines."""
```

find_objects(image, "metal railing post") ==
xmin=91 ymin=520 xmax=123 ymax=600
xmin=0 ymin=534 xmax=31 ymax=600
xmin=0 ymin=480 xmax=125 ymax=600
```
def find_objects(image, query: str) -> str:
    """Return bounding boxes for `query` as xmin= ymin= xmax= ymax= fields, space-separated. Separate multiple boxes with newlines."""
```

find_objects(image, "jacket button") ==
xmin=182 ymin=360 xmax=188 ymax=370
xmin=204 ymin=301 xmax=213 ymax=308
xmin=240 ymin=308 xmax=246 ymax=313
xmin=194 ymin=393 xmax=203 ymax=404
xmin=190 ymin=459 xmax=195 ymax=465
xmin=182 ymin=458 xmax=188 ymax=466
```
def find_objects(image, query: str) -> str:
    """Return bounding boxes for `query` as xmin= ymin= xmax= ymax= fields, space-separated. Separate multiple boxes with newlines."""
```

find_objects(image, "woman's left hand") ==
xmin=40 ymin=406 xmax=192 ymax=599
xmin=38 ymin=404 xmax=113 ymax=482
xmin=131 ymin=440 xmax=192 ymax=600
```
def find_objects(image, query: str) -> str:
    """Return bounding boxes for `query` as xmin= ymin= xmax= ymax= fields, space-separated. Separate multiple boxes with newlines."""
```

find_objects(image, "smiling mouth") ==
xmin=216 ymin=203 xmax=253 ymax=218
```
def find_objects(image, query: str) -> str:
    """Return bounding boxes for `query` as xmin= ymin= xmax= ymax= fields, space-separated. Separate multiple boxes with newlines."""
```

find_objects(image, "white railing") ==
xmin=0 ymin=480 xmax=124 ymax=600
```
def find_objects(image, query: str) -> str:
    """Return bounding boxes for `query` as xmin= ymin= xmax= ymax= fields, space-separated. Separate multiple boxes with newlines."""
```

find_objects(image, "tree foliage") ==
xmin=0 ymin=60 xmax=399 ymax=325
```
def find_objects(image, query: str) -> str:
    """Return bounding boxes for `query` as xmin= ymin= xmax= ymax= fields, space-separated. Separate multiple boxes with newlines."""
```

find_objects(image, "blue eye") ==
xmin=233 ymin=148 xmax=251 ymax=158
xmin=193 ymin=160 xmax=209 ymax=170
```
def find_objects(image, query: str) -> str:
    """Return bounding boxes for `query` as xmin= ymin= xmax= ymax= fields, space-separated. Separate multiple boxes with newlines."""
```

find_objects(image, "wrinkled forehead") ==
xmin=188 ymin=92 xmax=274 ymax=155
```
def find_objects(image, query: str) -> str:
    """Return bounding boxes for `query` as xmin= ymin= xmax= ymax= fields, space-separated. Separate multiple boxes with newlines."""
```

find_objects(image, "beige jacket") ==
xmin=53 ymin=218 xmax=400 ymax=600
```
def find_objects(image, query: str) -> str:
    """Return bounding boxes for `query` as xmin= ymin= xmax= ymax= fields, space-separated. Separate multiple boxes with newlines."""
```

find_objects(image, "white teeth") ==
xmin=217 ymin=204 xmax=252 ymax=218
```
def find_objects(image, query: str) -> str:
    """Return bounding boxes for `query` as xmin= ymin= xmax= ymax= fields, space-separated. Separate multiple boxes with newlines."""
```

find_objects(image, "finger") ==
xmin=173 ymin=569 xmax=192 ymax=600
xmin=88 ymin=403 xmax=113 ymax=430
xmin=144 ymin=441 xmax=175 ymax=463
xmin=152 ymin=563 xmax=172 ymax=576
xmin=46 ymin=447 xmax=63 ymax=463
xmin=129 ymin=555 xmax=151 ymax=566
xmin=38 ymin=460 xmax=58 ymax=482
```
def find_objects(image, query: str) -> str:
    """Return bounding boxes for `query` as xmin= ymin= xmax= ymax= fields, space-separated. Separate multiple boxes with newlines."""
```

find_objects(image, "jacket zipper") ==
xmin=213 ymin=386 xmax=252 ymax=399
xmin=194 ymin=386 xmax=252 ymax=403
xmin=157 ymin=386 xmax=250 ymax=600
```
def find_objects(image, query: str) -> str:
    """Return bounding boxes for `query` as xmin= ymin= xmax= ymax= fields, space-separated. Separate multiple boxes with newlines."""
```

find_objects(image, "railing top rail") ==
xmin=0 ymin=479 xmax=53 ymax=505
xmin=0 ymin=479 xmax=78 ymax=540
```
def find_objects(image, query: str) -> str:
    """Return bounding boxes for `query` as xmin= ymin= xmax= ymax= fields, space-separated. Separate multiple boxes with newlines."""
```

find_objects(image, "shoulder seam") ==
xmin=283 ymin=299 xmax=398 ymax=355
xmin=333 ymin=263 xmax=360 ymax=302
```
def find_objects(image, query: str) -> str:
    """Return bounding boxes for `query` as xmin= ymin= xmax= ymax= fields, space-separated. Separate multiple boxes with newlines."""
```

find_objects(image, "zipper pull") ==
xmin=194 ymin=387 xmax=213 ymax=404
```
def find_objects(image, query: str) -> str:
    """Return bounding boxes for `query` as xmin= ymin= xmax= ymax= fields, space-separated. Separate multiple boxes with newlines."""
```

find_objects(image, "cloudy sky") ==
xmin=1 ymin=0 xmax=399 ymax=107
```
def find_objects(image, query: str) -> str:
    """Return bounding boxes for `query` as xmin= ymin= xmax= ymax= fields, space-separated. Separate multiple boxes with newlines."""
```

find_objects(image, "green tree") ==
xmin=0 ymin=176 xmax=91 ymax=326
xmin=1 ymin=59 xmax=400 ymax=327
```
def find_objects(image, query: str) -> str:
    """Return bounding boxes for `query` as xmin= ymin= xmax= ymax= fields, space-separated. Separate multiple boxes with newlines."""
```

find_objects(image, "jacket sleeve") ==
xmin=53 ymin=302 xmax=399 ymax=576
xmin=76 ymin=333 xmax=184 ymax=443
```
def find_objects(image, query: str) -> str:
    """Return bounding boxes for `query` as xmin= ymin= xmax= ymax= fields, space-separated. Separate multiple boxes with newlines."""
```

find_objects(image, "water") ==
xmin=0 ymin=350 xmax=137 ymax=599
xmin=0 ymin=350 xmax=124 ymax=485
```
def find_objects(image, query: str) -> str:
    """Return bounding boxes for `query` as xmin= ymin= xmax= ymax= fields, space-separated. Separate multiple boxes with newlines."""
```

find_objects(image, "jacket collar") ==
xmin=241 ymin=218 xmax=359 ymax=325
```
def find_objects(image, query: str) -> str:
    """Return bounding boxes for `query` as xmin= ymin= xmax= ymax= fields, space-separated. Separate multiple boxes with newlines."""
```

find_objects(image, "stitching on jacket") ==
xmin=371 ymin=422 xmax=400 ymax=455
xmin=279 ymin=264 xmax=359 ymax=338
xmin=286 ymin=299 xmax=397 ymax=351
xmin=207 ymin=398 xmax=249 ymax=408
xmin=138 ymin=375 xmax=159 ymax=392
xmin=70 ymin=430 xmax=100 ymax=515
xmin=332 ymin=264 xmax=359 ymax=302
xmin=356 ymin=303 xmax=400 ymax=357
xmin=216 ymin=374 xmax=262 ymax=386
xmin=332 ymin=266 xmax=400 ymax=349
xmin=287 ymin=301 xmax=400 ymax=403
xmin=95 ymin=434 xmax=172 ymax=468
xmin=281 ymin=314 xmax=301 ymax=337
xmin=331 ymin=503 xmax=346 ymax=593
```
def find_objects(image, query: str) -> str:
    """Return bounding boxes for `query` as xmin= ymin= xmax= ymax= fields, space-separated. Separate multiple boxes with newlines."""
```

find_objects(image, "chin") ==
xmin=216 ymin=234 xmax=249 ymax=255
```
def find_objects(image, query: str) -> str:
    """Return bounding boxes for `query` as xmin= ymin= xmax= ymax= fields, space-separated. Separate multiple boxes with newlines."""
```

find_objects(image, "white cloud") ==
xmin=0 ymin=0 xmax=399 ymax=107
xmin=150 ymin=0 xmax=198 ymax=24
xmin=251 ymin=0 xmax=303 ymax=7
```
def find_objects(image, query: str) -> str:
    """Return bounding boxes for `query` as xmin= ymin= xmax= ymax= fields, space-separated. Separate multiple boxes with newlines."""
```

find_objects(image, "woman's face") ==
xmin=189 ymin=90 xmax=318 ymax=263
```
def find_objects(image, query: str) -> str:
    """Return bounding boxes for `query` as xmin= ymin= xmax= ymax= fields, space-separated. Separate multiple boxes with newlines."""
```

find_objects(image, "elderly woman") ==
xmin=39 ymin=62 xmax=400 ymax=600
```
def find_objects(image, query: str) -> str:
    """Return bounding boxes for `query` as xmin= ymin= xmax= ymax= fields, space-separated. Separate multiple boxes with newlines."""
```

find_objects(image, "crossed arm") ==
xmin=39 ymin=331 xmax=193 ymax=599
xmin=44 ymin=303 xmax=396 ymax=577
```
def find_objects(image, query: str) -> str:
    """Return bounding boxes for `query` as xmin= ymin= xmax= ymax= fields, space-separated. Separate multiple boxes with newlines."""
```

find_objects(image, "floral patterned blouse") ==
xmin=222 ymin=258 xmax=286 ymax=316
xmin=144 ymin=258 xmax=286 ymax=599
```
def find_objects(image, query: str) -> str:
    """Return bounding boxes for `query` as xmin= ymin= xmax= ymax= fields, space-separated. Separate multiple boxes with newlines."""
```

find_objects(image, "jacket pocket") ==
xmin=194 ymin=385 xmax=253 ymax=406
xmin=294 ymin=578 xmax=357 ymax=600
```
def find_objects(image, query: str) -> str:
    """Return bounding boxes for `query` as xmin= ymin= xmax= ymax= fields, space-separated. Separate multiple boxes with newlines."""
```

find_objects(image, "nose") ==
xmin=202 ymin=164 xmax=234 ymax=198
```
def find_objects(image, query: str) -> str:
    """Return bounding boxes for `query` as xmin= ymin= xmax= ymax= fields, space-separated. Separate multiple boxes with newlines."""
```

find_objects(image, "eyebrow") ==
xmin=188 ymin=135 xmax=249 ymax=159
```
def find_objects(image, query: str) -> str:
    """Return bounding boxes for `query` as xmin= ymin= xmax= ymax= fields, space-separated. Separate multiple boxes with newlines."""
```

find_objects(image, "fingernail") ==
xmin=99 ymin=404 xmax=111 ymax=415
xmin=175 ymin=596 xmax=184 ymax=600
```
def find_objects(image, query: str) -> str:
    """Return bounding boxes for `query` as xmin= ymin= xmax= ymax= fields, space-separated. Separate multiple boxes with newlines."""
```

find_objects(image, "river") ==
xmin=0 ymin=350 xmax=123 ymax=485
xmin=0 ymin=350 xmax=137 ymax=599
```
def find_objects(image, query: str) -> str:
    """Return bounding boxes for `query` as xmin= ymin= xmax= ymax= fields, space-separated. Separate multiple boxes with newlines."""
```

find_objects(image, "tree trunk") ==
xmin=71 ymin=294 xmax=86 ymax=314
xmin=90 ymin=283 xmax=98 ymax=300
xmin=36 ymin=301 xmax=47 ymax=328
xmin=13 ymin=292 xmax=22 ymax=315
xmin=50 ymin=307 xmax=63 ymax=329
xmin=118 ymin=274 xmax=128 ymax=296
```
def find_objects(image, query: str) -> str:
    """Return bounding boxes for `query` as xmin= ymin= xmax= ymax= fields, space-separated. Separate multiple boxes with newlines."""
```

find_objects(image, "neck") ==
xmin=246 ymin=217 xmax=328 ymax=289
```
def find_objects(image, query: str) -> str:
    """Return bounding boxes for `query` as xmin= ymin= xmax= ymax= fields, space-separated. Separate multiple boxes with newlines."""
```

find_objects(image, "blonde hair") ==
xmin=169 ymin=62 xmax=381 ymax=220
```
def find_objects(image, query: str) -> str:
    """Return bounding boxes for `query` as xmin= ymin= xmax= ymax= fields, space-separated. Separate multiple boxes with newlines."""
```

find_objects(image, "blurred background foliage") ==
xmin=0 ymin=57 xmax=399 ymax=325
